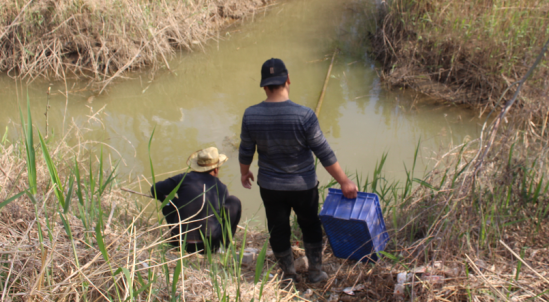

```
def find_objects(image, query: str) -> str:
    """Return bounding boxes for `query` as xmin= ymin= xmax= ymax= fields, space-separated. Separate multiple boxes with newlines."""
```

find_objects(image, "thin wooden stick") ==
xmin=500 ymin=240 xmax=549 ymax=285
xmin=120 ymin=187 xmax=153 ymax=198
xmin=465 ymin=254 xmax=508 ymax=301
xmin=315 ymin=50 xmax=338 ymax=117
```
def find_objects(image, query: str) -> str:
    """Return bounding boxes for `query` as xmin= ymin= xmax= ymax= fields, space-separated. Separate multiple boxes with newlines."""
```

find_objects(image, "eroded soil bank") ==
xmin=0 ymin=0 xmax=271 ymax=86
xmin=370 ymin=0 xmax=549 ymax=122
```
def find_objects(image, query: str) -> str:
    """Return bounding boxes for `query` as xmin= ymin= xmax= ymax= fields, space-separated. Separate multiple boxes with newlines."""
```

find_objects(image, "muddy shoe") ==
xmin=274 ymin=248 xmax=299 ymax=283
xmin=305 ymin=242 xmax=328 ymax=283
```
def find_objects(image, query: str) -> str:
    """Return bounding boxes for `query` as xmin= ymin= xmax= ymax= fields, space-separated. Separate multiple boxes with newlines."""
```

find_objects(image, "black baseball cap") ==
xmin=260 ymin=58 xmax=288 ymax=87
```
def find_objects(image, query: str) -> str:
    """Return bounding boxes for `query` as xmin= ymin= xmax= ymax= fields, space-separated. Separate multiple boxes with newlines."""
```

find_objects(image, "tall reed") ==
xmin=0 ymin=99 xmax=290 ymax=301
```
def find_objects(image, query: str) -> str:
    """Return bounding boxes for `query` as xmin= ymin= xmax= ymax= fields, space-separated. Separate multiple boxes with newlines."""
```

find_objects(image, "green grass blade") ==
xmin=98 ymin=147 xmax=104 ymax=197
xmin=0 ymin=190 xmax=27 ymax=211
xmin=258 ymin=264 xmax=275 ymax=301
xmin=148 ymin=126 xmax=157 ymax=199
xmin=95 ymin=223 xmax=109 ymax=263
xmin=19 ymin=96 xmax=37 ymax=195
xmin=100 ymin=162 xmax=119 ymax=197
xmin=1 ymin=126 xmax=8 ymax=145
xmin=38 ymin=130 xmax=65 ymax=209
xmin=158 ymin=177 xmax=186 ymax=209
xmin=64 ymin=175 xmax=75 ymax=214
xmin=171 ymin=258 xmax=182 ymax=297
xmin=413 ymin=177 xmax=436 ymax=191
xmin=254 ymin=239 xmax=269 ymax=284
xmin=120 ymin=267 xmax=134 ymax=299
xmin=88 ymin=156 xmax=95 ymax=221
xmin=73 ymin=157 xmax=84 ymax=206
xmin=25 ymin=93 xmax=36 ymax=195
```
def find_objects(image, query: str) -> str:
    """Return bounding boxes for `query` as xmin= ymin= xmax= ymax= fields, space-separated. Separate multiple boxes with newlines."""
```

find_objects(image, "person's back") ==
xmin=240 ymin=100 xmax=336 ymax=191
xmin=153 ymin=171 xmax=227 ymax=242
xmin=151 ymin=147 xmax=241 ymax=253
xmin=239 ymin=58 xmax=358 ymax=284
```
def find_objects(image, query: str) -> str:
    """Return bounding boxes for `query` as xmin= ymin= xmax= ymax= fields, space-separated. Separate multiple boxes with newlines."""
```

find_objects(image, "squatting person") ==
xmin=151 ymin=147 xmax=241 ymax=253
xmin=239 ymin=58 xmax=358 ymax=283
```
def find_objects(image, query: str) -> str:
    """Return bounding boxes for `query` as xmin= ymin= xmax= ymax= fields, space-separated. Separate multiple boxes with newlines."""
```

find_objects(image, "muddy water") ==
xmin=0 ymin=0 xmax=482 ymax=222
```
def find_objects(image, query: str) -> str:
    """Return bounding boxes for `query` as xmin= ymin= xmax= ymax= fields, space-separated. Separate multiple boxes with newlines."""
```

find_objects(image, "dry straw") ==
xmin=2 ymin=94 xmax=548 ymax=300
xmin=371 ymin=0 xmax=549 ymax=122
xmin=0 ymin=103 xmax=294 ymax=301
xmin=0 ymin=0 xmax=272 ymax=90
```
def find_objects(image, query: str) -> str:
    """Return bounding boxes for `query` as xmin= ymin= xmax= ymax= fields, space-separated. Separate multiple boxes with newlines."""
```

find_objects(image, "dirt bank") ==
xmin=370 ymin=0 xmax=549 ymax=122
xmin=364 ymin=1 xmax=549 ymax=301
xmin=0 ymin=0 xmax=272 ymax=87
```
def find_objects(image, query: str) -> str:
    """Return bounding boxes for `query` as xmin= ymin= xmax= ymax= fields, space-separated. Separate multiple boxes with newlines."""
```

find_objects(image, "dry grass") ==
xmin=4 ymin=113 xmax=548 ymax=301
xmin=370 ymin=0 xmax=549 ymax=122
xmin=0 ymin=113 xmax=294 ymax=301
xmin=0 ymin=0 xmax=271 ymax=90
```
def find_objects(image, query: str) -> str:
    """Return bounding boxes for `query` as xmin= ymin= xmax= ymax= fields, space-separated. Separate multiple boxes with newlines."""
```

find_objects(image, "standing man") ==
xmin=151 ymin=147 xmax=241 ymax=254
xmin=239 ymin=58 xmax=358 ymax=283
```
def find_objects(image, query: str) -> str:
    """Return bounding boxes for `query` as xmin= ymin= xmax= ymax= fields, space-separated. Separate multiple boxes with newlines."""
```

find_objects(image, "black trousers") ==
xmin=260 ymin=183 xmax=323 ymax=253
xmin=172 ymin=195 xmax=242 ymax=254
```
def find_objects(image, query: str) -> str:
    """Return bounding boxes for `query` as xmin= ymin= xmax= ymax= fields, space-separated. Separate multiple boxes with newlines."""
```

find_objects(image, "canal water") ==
xmin=0 ymin=0 xmax=482 ymax=223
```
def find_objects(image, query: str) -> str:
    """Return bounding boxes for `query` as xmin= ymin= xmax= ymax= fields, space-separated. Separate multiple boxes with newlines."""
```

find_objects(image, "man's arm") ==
xmin=324 ymin=162 xmax=358 ymax=199
xmin=240 ymin=163 xmax=255 ymax=189
xmin=150 ymin=174 xmax=183 ymax=201
xmin=239 ymin=112 xmax=256 ymax=189
xmin=304 ymin=111 xmax=357 ymax=198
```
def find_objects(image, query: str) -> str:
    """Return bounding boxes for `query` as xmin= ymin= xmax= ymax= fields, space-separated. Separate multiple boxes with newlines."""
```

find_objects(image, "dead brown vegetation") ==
xmin=0 ymin=118 xmax=293 ymax=301
xmin=1 ymin=97 xmax=549 ymax=301
xmin=370 ymin=0 xmax=549 ymax=122
xmin=364 ymin=1 xmax=549 ymax=299
xmin=0 ymin=0 xmax=271 ymax=90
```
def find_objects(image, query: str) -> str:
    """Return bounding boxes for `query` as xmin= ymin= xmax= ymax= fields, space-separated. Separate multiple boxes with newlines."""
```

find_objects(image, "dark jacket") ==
xmin=150 ymin=172 xmax=229 ymax=242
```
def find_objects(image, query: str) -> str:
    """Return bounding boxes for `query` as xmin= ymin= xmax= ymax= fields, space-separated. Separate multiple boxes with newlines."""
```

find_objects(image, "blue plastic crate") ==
xmin=319 ymin=188 xmax=389 ymax=262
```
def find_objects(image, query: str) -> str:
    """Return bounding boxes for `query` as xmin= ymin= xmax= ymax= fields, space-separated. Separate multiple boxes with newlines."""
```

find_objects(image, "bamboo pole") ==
xmin=315 ymin=50 xmax=338 ymax=117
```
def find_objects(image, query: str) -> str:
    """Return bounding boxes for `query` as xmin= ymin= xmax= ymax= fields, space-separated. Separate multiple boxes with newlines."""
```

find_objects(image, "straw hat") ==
xmin=186 ymin=147 xmax=228 ymax=172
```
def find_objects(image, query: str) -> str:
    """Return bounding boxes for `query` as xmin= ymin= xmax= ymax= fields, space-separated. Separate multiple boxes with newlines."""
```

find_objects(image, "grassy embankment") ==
xmin=371 ymin=0 xmax=549 ymax=121
xmin=3 ymin=100 xmax=548 ymax=301
xmin=0 ymin=0 xmax=271 ymax=90
xmin=363 ymin=0 xmax=549 ymax=300
xmin=0 ymin=101 xmax=294 ymax=301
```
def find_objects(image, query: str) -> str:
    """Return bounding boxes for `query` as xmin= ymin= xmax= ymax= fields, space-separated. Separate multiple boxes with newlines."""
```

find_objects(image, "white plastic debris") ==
xmin=421 ymin=274 xmax=444 ymax=284
xmin=343 ymin=287 xmax=355 ymax=296
xmin=394 ymin=272 xmax=412 ymax=299
xmin=301 ymin=289 xmax=313 ymax=298
xmin=394 ymin=262 xmax=452 ymax=299
xmin=244 ymin=248 xmax=259 ymax=255
xmin=239 ymin=251 xmax=256 ymax=267
xmin=355 ymin=284 xmax=365 ymax=291
xmin=328 ymin=293 xmax=339 ymax=302
xmin=343 ymin=284 xmax=365 ymax=296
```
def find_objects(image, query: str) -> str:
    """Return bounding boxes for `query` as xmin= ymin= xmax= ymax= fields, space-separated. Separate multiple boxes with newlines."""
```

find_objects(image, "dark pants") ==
xmin=172 ymin=195 xmax=242 ymax=254
xmin=260 ymin=184 xmax=323 ymax=253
